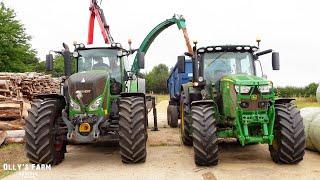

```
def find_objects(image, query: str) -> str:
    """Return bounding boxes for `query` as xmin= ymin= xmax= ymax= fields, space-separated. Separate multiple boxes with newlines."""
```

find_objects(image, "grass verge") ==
xmin=294 ymin=97 xmax=320 ymax=109
xmin=0 ymin=143 xmax=27 ymax=179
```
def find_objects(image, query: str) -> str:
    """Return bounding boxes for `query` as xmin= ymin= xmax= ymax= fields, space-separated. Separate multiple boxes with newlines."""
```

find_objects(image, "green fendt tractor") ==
xmin=177 ymin=41 xmax=305 ymax=166
xmin=25 ymin=42 xmax=148 ymax=165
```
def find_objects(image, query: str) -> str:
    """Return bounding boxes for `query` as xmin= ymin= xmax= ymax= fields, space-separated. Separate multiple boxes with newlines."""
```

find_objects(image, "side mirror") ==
xmin=177 ymin=56 xmax=185 ymax=73
xmin=62 ymin=50 xmax=72 ymax=77
xmin=45 ymin=54 xmax=54 ymax=71
xmin=272 ymin=52 xmax=280 ymax=70
xmin=137 ymin=51 xmax=145 ymax=69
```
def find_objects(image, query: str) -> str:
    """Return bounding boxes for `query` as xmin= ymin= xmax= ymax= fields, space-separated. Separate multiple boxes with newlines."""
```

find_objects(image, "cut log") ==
xmin=0 ymin=102 xmax=23 ymax=120
xmin=0 ymin=130 xmax=25 ymax=145
xmin=0 ymin=131 xmax=7 ymax=145
xmin=5 ymin=130 xmax=25 ymax=138
xmin=5 ymin=137 xmax=24 ymax=144
xmin=0 ymin=121 xmax=24 ymax=130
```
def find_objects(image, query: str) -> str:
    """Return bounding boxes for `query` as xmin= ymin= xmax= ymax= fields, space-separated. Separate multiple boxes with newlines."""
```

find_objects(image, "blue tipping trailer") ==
xmin=166 ymin=59 xmax=192 ymax=127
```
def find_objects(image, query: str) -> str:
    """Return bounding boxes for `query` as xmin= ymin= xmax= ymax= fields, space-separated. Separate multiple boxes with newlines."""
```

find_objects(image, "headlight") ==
xmin=70 ymin=99 xmax=81 ymax=111
xmin=258 ymin=85 xmax=272 ymax=93
xmin=198 ymin=76 xmax=204 ymax=82
xmin=89 ymin=97 xmax=102 ymax=111
xmin=235 ymin=85 xmax=251 ymax=94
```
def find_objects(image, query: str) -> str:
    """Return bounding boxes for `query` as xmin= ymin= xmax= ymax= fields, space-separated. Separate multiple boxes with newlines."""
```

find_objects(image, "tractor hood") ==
xmin=68 ymin=71 xmax=108 ymax=105
xmin=221 ymin=74 xmax=269 ymax=86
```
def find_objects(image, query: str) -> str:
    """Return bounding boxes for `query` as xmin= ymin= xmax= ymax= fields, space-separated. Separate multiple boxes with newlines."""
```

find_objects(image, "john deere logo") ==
xmin=251 ymin=94 xmax=258 ymax=100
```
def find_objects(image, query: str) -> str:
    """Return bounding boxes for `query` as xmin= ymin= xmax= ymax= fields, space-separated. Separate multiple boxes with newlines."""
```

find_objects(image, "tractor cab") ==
xmin=195 ymin=45 xmax=280 ymax=123
xmin=71 ymin=45 xmax=130 ymax=95
xmin=197 ymin=45 xmax=259 ymax=91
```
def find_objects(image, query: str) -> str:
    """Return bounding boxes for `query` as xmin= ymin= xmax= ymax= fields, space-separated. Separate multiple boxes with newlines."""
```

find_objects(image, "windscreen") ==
xmin=77 ymin=49 xmax=121 ymax=82
xmin=203 ymin=52 xmax=254 ymax=83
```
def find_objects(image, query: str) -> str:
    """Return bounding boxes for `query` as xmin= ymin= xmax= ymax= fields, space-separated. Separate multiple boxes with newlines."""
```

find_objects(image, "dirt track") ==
xmin=6 ymin=100 xmax=320 ymax=180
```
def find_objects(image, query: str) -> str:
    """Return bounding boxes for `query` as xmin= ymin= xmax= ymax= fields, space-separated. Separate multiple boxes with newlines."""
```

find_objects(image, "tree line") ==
xmin=276 ymin=83 xmax=319 ymax=98
xmin=0 ymin=2 xmax=76 ymax=77
xmin=0 ymin=2 xmax=38 ymax=72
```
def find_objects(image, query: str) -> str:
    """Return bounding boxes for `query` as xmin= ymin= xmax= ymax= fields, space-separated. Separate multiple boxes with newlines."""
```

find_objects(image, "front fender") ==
xmin=191 ymin=100 xmax=214 ymax=107
xmin=275 ymin=98 xmax=295 ymax=105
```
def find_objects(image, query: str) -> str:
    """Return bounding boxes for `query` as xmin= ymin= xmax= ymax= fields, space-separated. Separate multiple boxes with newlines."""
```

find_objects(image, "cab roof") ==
xmin=197 ymin=45 xmax=258 ymax=54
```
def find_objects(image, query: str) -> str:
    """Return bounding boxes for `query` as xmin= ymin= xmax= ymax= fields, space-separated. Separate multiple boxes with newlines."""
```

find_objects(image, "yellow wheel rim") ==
xmin=180 ymin=103 xmax=185 ymax=137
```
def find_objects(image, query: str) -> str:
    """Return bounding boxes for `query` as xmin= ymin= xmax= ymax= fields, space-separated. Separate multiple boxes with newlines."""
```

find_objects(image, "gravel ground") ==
xmin=5 ymin=100 xmax=320 ymax=180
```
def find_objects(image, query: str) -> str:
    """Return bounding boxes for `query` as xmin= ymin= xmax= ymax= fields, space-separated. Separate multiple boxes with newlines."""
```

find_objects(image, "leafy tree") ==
xmin=305 ymin=83 xmax=318 ymax=97
xmin=146 ymin=64 xmax=169 ymax=94
xmin=0 ymin=2 xmax=38 ymax=72
xmin=276 ymin=83 xmax=319 ymax=98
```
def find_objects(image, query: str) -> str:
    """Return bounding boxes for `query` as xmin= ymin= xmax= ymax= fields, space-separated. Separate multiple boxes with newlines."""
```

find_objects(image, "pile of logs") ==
xmin=0 ymin=72 xmax=61 ymax=100
xmin=0 ymin=72 xmax=61 ymax=145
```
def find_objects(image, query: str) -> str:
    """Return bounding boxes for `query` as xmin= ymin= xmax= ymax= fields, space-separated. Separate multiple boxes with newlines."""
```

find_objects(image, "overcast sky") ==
xmin=2 ymin=0 xmax=319 ymax=87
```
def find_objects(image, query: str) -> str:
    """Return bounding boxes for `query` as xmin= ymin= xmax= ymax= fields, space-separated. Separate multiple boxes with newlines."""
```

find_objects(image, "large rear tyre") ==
xmin=180 ymin=92 xmax=193 ymax=146
xmin=119 ymin=96 xmax=147 ymax=163
xmin=167 ymin=105 xmax=178 ymax=128
xmin=25 ymin=99 xmax=66 ymax=165
xmin=192 ymin=104 xmax=218 ymax=166
xmin=269 ymin=103 xmax=305 ymax=164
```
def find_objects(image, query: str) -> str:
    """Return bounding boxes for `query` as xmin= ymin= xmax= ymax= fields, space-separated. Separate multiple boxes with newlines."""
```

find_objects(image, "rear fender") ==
xmin=35 ymin=93 xmax=66 ymax=107
xmin=120 ymin=92 xmax=147 ymax=128
xmin=275 ymin=98 xmax=295 ymax=105
xmin=120 ymin=92 xmax=145 ymax=99
xmin=191 ymin=100 xmax=214 ymax=107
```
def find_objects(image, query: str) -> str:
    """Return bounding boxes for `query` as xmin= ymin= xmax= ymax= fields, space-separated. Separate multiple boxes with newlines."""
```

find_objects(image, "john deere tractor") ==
xmin=25 ymin=42 xmax=148 ymax=165
xmin=177 ymin=42 xmax=305 ymax=166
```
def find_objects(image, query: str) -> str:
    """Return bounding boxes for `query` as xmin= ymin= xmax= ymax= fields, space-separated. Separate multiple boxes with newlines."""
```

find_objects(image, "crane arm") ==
xmin=87 ymin=0 xmax=114 ymax=44
xmin=131 ymin=14 xmax=192 ymax=73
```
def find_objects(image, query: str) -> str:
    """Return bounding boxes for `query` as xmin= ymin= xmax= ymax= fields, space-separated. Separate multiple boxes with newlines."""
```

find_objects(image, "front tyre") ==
xmin=192 ymin=104 xmax=218 ymax=166
xmin=269 ymin=103 xmax=305 ymax=164
xmin=25 ymin=99 xmax=66 ymax=165
xmin=119 ymin=96 xmax=147 ymax=163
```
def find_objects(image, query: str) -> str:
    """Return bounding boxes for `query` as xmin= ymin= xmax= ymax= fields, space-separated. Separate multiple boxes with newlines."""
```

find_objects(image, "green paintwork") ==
xmin=132 ymin=15 xmax=187 ymax=73
xmin=215 ymin=74 xmax=276 ymax=145
xmin=68 ymin=48 xmax=127 ymax=119
xmin=222 ymin=74 xmax=269 ymax=86
xmin=129 ymin=79 xmax=138 ymax=93
xmin=69 ymin=77 xmax=110 ymax=118
xmin=186 ymin=50 xmax=278 ymax=146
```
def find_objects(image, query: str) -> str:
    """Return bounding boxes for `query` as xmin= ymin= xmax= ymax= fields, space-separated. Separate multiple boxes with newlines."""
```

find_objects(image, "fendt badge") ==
xmin=78 ymin=90 xmax=91 ymax=94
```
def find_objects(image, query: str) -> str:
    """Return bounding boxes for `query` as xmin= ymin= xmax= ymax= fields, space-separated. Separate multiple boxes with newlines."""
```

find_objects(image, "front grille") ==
xmin=240 ymin=100 xmax=269 ymax=110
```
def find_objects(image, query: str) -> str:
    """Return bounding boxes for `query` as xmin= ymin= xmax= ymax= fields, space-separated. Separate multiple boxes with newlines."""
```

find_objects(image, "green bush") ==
xmin=276 ymin=83 xmax=319 ymax=100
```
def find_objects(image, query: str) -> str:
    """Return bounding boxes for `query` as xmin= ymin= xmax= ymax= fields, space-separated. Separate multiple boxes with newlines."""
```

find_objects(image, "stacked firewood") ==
xmin=0 ymin=72 xmax=61 ymax=145
xmin=0 ymin=72 xmax=61 ymax=100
